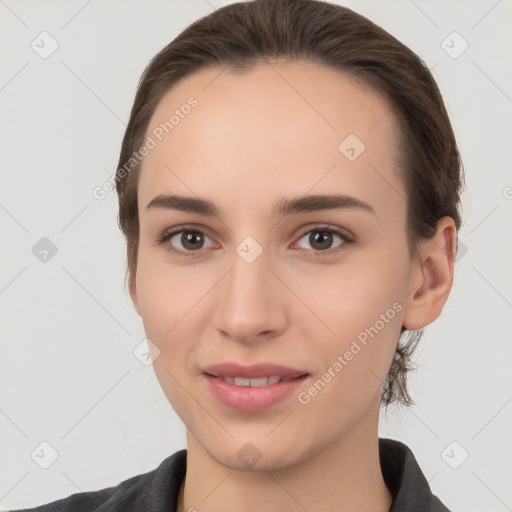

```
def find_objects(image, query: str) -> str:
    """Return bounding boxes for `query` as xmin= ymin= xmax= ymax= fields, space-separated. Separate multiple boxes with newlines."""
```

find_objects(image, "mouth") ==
xmin=204 ymin=375 xmax=308 ymax=386
xmin=201 ymin=362 xmax=310 ymax=411
xmin=202 ymin=361 xmax=309 ymax=382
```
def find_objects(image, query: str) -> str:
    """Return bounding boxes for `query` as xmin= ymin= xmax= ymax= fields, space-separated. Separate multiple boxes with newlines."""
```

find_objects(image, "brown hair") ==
xmin=115 ymin=0 xmax=464 ymax=407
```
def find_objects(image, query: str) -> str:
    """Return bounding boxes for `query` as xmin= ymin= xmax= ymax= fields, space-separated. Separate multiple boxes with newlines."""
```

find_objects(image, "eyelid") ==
xmin=292 ymin=222 xmax=355 ymax=242
xmin=291 ymin=223 xmax=355 ymax=256
xmin=157 ymin=223 xmax=355 ymax=256
xmin=156 ymin=224 xmax=217 ymax=253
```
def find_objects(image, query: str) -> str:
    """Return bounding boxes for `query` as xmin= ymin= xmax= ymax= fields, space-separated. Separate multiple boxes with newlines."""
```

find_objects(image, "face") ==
xmin=132 ymin=59 xmax=413 ymax=471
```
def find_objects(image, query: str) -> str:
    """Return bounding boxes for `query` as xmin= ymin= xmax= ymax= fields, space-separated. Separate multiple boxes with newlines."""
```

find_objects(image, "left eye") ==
xmin=295 ymin=227 xmax=352 ymax=253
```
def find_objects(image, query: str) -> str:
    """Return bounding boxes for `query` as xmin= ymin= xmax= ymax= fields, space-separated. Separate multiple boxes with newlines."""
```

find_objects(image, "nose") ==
xmin=212 ymin=246 xmax=288 ymax=344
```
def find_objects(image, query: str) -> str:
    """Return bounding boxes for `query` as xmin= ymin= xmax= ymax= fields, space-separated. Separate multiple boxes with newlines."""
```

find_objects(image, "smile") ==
xmin=216 ymin=376 xmax=301 ymax=387
xmin=203 ymin=373 xmax=309 ymax=412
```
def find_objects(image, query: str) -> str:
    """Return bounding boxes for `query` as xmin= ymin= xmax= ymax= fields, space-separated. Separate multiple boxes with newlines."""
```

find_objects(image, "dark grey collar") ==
xmin=11 ymin=438 xmax=451 ymax=511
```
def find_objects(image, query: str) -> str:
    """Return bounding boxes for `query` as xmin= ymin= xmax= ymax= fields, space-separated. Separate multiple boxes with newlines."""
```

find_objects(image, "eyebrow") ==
xmin=145 ymin=193 xmax=376 ymax=217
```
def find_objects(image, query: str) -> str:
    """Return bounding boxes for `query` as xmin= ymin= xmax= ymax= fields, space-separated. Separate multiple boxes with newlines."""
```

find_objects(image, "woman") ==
xmin=13 ymin=0 xmax=463 ymax=510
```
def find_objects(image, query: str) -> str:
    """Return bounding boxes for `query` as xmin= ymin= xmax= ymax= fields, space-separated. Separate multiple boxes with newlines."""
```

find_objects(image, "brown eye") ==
xmin=294 ymin=226 xmax=354 ymax=255
xmin=176 ymin=231 xmax=205 ymax=251
xmin=308 ymin=230 xmax=336 ymax=251
xmin=157 ymin=229 xmax=215 ymax=255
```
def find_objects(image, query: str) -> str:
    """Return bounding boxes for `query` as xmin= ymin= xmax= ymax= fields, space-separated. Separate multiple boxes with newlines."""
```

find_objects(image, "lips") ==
xmin=219 ymin=376 xmax=289 ymax=387
xmin=203 ymin=362 xmax=308 ymax=380
xmin=202 ymin=362 xmax=309 ymax=411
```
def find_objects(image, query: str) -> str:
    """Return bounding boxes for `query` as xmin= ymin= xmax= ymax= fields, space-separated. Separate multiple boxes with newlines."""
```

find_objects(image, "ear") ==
xmin=402 ymin=216 xmax=457 ymax=331
xmin=129 ymin=277 xmax=141 ymax=316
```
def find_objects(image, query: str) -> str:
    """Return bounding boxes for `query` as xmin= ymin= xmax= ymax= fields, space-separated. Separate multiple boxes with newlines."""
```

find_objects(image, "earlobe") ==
xmin=402 ymin=217 xmax=457 ymax=331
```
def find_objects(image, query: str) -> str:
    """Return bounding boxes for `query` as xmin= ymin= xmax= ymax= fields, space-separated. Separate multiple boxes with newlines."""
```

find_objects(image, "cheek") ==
xmin=135 ymin=259 xmax=198 ymax=412
xmin=300 ymin=296 xmax=401 ymax=428
xmin=295 ymin=253 xmax=405 ymax=402
xmin=135 ymin=249 xmax=195 ymax=335
xmin=295 ymin=254 xmax=406 ymax=340
xmin=134 ymin=252 xmax=208 ymax=380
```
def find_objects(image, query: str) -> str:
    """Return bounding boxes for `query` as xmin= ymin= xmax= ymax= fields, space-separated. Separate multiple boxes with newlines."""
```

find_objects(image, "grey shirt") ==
xmin=11 ymin=437 xmax=451 ymax=511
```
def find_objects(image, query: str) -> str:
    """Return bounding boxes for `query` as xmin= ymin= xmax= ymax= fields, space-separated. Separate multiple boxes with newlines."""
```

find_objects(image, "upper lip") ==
xmin=203 ymin=362 xmax=309 ymax=379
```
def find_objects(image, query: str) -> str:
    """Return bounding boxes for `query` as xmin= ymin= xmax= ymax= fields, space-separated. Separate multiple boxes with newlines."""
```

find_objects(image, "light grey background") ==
xmin=1 ymin=0 xmax=511 ymax=510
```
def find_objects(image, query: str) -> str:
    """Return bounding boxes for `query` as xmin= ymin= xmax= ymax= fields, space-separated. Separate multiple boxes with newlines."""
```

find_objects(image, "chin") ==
xmin=202 ymin=433 xmax=317 ymax=474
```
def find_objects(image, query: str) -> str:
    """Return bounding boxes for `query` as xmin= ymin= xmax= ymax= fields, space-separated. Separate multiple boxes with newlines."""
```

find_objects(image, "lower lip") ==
xmin=203 ymin=374 xmax=308 ymax=412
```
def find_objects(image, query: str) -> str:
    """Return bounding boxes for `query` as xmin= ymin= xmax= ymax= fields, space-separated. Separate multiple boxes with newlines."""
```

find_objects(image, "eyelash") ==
xmin=156 ymin=224 xmax=355 ymax=258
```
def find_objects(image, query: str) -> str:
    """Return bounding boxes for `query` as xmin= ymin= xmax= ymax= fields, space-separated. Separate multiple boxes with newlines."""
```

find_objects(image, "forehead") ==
xmin=138 ymin=59 xmax=404 ymax=218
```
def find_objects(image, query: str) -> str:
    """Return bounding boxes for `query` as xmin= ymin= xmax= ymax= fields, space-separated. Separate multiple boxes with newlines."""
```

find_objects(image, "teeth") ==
xmin=235 ymin=377 xmax=251 ymax=386
xmin=220 ymin=376 xmax=283 ymax=387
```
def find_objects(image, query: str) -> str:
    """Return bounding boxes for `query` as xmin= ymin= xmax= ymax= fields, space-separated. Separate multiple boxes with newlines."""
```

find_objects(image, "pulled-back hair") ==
xmin=115 ymin=0 xmax=464 ymax=407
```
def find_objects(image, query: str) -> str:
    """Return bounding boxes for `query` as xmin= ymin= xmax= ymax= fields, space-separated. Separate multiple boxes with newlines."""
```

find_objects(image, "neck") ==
xmin=177 ymin=404 xmax=392 ymax=512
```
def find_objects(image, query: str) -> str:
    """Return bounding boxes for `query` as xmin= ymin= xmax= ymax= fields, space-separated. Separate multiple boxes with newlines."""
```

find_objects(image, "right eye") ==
xmin=157 ymin=227 xmax=216 ymax=255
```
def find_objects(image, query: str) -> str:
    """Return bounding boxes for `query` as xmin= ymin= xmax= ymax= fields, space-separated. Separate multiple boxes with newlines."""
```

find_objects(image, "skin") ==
xmin=130 ymin=59 xmax=456 ymax=512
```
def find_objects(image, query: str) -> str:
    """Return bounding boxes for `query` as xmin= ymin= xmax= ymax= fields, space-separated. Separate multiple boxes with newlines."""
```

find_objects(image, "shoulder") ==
xmin=9 ymin=449 xmax=187 ymax=512
xmin=379 ymin=438 xmax=452 ymax=512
